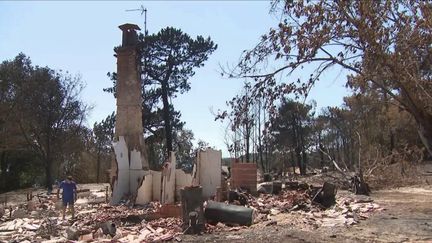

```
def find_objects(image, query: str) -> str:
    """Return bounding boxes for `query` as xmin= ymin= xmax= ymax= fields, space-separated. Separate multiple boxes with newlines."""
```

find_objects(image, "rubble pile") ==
xmin=229 ymin=182 xmax=382 ymax=229
xmin=307 ymin=194 xmax=383 ymax=227
xmin=273 ymin=193 xmax=383 ymax=230
xmin=0 ymin=182 xmax=384 ymax=242
xmin=0 ymin=189 xmax=185 ymax=242
xmin=204 ymin=223 xmax=248 ymax=233
xmin=249 ymin=189 xmax=311 ymax=215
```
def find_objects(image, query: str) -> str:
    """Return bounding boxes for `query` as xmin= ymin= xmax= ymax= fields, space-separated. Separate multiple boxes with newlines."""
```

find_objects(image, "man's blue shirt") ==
xmin=60 ymin=180 xmax=76 ymax=202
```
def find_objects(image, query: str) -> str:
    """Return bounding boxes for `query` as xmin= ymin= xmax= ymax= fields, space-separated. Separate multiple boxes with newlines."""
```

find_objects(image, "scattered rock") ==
xmin=12 ymin=208 xmax=27 ymax=219
xmin=257 ymin=182 xmax=273 ymax=194
xmin=270 ymin=209 xmax=280 ymax=215
xmin=99 ymin=221 xmax=116 ymax=237
xmin=79 ymin=232 xmax=93 ymax=241
xmin=265 ymin=220 xmax=277 ymax=226
xmin=66 ymin=227 xmax=79 ymax=240
xmin=0 ymin=183 xmax=382 ymax=242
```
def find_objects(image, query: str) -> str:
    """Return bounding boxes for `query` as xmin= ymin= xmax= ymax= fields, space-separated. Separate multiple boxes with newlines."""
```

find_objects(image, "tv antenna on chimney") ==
xmin=126 ymin=5 xmax=148 ymax=36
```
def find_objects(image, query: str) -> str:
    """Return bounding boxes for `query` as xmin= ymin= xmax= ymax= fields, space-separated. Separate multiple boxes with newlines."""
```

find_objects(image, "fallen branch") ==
xmin=319 ymin=148 xmax=350 ymax=179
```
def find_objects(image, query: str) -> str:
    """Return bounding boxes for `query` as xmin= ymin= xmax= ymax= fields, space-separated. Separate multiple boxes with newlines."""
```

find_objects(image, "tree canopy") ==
xmin=0 ymin=54 xmax=89 ymax=191
xmin=106 ymin=27 xmax=217 ymax=165
xmin=141 ymin=27 xmax=217 ymax=156
xmin=229 ymin=0 xmax=432 ymax=158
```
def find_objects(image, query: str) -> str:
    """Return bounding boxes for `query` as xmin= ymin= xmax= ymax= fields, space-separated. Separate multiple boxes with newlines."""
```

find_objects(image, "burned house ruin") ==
xmin=110 ymin=23 xmax=150 ymax=205
xmin=109 ymin=24 xmax=224 ymax=206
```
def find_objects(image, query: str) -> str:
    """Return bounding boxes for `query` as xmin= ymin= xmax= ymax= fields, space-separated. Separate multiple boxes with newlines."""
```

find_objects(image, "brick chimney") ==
xmin=110 ymin=23 xmax=149 ymax=205
xmin=115 ymin=23 xmax=143 ymax=150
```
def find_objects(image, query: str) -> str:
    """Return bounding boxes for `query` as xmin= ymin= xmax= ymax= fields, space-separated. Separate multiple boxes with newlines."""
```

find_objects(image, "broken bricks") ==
xmin=257 ymin=181 xmax=283 ymax=195
xmin=0 ymin=178 xmax=383 ymax=242
xmin=99 ymin=221 xmax=116 ymax=237
xmin=66 ymin=227 xmax=79 ymax=240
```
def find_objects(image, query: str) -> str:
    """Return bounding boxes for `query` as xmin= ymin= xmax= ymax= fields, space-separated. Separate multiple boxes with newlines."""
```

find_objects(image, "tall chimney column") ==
xmin=115 ymin=23 xmax=143 ymax=149
xmin=110 ymin=23 xmax=149 ymax=205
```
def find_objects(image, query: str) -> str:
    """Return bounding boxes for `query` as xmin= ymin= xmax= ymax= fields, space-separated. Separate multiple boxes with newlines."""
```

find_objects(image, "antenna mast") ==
xmin=125 ymin=5 xmax=148 ymax=36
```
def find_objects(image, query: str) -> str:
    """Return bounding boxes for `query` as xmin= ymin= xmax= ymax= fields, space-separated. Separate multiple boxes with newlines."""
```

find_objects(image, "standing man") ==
xmin=57 ymin=175 xmax=77 ymax=220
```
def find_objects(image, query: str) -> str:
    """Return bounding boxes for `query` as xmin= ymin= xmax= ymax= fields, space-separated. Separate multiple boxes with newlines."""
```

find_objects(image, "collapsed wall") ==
xmin=134 ymin=149 xmax=222 ymax=204
xmin=110 ymin=23 xmax=150 ymax=205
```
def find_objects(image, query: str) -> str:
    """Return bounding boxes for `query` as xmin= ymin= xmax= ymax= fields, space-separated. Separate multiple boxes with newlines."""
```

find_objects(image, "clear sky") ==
xmin=0 ymin=1 xmax=349 ymax=157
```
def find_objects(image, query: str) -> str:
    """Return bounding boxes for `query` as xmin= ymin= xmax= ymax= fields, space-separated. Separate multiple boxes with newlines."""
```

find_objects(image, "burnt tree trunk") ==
xmin=45 ymin=133 xmax=53 ymax=192
xmin=416 ymin=113 xmax=432 ymax=159
xmin=398 ymin=87 xmax=432 ymax=158
xmin=258 ymin=100 xmax=264 ymax=172
xmin=299 ymin=124 xmax=307 ymax=175
xmin=295 ymin=147 xmax=303 ymax=175
xmin=290 ymin=151 xmax=296 ymax=175
xmin=245 ymin=122 xmax=250 ymax=163
xmin=96 ymin=151 xmax=101 ymax=183
xmin=301 ymin=150 xmax=307 ymax=175
xmin=45 ymin=156 xmax=53 ymax=192
xmin=318 ymin=133 xmax=325 ymax=168
xmin=161 ymin=77 xmax=173 ymax=156
xmin=0 ymin=152 xmax=7 ymax=192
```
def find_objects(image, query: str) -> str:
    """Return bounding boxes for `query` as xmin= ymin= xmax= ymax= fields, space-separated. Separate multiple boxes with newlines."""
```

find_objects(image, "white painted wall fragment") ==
xmin=151 ymin=170 xmax=162 ymax=201
xmin=111 ymin=136 xmax=149 ymax=205
xmin=175 ymin=169 xmax=193 ymax=200
xmin=197 ymin=149 xmax=222 ymax=198
xmin=130 ymin=150 xmax=143 ymax=170
xmin=135 ymin=174 xmax=153 ymax=204
xmin=113 ymin=136 xmax=129 ymax=170
xmin=111 ymin=136 xmax=130 ymax=204
xmin=111 ymin=170 xmax=130 ymax=204
xmin=129 ymin=170 xmax=147 ymax=200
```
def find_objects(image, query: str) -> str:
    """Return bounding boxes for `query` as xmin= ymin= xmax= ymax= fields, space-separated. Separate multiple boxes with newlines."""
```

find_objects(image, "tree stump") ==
xmin=312 ymin=182 xmax=337 ymax=208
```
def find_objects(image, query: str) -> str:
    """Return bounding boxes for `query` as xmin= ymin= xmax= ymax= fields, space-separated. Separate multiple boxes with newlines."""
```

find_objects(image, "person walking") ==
xmin=56 ymin=175 xmax=77 ymax=220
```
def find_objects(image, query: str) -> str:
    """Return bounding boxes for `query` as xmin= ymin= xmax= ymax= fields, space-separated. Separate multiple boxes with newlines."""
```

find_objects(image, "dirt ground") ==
xmin=182 ymin=186 xmax=432 ymax=243
xmin=1 ymin=183 xmax=431 ymax=242
xmin=0 ymin=184 xmax=109 ymax=206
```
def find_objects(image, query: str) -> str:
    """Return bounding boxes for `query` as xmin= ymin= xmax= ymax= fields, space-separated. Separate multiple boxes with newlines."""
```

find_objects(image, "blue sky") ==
xmin=0 ymin=1 xmax=349 ymax=157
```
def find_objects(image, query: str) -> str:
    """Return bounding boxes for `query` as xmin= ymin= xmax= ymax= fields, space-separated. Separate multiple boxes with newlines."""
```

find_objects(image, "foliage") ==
xmin=228 ymin=0 xmax=432 ymax=158
xmin=216 ymin=82 xmax=273 ymax=171
xmin=92 ymin=112 xmax=115 ymax=183
xmin=270 ymin=98 xmax=315 ymax=175
xmin=140 ymin=27 xmax=217 ymax=156
xmin=106 ymin=27 xmax=217 ymax=165
xmin=0 ymin=53 xmax=89 ymax=191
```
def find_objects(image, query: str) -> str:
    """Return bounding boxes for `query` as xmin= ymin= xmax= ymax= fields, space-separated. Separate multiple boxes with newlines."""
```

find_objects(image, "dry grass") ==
xmin=366 ymin=162 xmax=426 ymax=189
